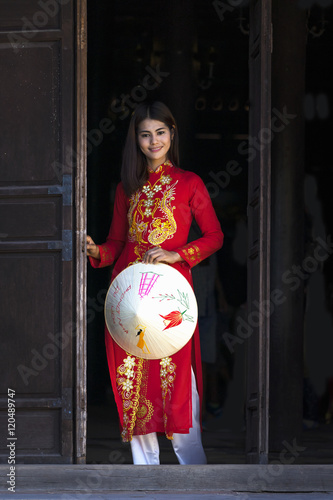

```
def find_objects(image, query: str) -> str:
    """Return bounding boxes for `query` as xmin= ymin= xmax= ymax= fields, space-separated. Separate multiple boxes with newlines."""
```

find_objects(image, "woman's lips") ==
xmin=149 ymin=147 xmax=162 ymax=152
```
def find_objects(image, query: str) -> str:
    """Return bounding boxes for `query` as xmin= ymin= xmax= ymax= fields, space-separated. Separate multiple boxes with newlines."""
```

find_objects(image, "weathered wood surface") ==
xmin=75 ymin=0 xmax=88 ymax=465
xmin=0 ymin=0 xmax=75 ymax=464
xmin=246 ymin=0 xmax=272 ymax=464
xmin=1 ymin=465 xmax=333 ymax=493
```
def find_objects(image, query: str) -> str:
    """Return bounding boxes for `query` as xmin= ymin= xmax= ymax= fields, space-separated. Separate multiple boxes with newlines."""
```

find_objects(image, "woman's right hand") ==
xmin=87 ymin=235 xmax=100 ymax=260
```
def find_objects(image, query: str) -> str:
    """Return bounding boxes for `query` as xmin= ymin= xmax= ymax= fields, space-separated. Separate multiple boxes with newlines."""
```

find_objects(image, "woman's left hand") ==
xmin=142 ymin=247 xmax=182 ymax=265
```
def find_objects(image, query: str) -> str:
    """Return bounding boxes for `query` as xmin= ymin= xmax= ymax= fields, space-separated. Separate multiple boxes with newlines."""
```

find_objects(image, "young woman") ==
xmin=87 ymin=101 xmax=224 ymax=464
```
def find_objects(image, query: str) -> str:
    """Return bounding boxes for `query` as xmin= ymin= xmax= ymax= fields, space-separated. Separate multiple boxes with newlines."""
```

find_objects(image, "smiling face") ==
xmin=137 ymin=118 xmax=173 ymax=171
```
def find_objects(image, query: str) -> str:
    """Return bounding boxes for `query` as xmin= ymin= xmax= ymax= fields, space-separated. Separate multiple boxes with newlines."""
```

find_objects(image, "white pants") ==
xmin=130 ymin=367 xmax=207 ymax=465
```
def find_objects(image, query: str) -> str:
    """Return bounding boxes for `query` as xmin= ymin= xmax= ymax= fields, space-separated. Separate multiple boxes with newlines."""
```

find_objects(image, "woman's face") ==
xmin=137 ymin=118 xmax=173 ymax=171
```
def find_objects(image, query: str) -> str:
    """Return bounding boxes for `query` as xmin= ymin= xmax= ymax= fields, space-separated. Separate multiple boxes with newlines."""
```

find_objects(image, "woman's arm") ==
xmin=143 ymin=175 xmax=223 ymax=267
xmin=176 ymin=175 xmax=224 ymax=267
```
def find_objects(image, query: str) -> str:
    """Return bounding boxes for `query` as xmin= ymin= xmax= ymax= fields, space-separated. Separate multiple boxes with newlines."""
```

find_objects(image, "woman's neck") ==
xmin=147 ymin=159 xmax=169 ymax=173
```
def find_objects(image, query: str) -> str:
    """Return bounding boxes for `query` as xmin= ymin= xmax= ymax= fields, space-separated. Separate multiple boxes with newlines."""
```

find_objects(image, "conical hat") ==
xmin=104 ymin=263 xmax=198 ymax=359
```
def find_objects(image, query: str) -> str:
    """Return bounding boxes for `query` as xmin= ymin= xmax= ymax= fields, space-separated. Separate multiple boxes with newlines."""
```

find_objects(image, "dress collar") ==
xmin=147 ymin=160 xmax=173 ymax=174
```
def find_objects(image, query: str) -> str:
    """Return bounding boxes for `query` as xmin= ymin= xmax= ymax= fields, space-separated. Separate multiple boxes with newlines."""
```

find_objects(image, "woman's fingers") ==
xmin=86 ymin=235 xmax=100 ymax=259
xmin=143 ymin=248 xmax=179 ymax=265
xmin=143 ymin=247 xmax=161 ymax=264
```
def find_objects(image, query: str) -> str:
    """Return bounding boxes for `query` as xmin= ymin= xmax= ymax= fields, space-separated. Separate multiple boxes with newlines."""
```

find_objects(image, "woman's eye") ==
xmin=157 ymin=131 xmax=165 ymax=135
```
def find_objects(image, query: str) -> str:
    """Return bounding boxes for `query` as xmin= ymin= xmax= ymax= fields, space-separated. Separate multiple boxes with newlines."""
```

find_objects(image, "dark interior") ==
xmin=86 ymin=0 xmax=333 ymax=464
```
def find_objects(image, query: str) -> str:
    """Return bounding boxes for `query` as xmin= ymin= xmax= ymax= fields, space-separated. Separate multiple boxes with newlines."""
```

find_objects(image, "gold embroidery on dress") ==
xmin=159 ymin=356 xmax=176 ymax=429
xmin=148 ymin=181 xmax=178 ymax=246
xmin=136 ymin=359 xmax=154 ymax=434
xmin=116 ymin=354 xmax=144 ymax=441
xmin=148 ymin=160 xmax=172 ymax=174
xmin=127 ymin=169 xmax=178 ymax=257
xmin=182 ymin=243 xmax=202 ymax=262
xmin=128 ymin=191 xmax=146 ymax=243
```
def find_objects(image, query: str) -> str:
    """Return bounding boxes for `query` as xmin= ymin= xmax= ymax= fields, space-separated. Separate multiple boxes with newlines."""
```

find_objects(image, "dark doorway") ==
xmin=300 ymin=3 xmax=333 ymax=464
xmin=85 ymin=0 xmax=333 ymax=465
xmin=86 ymin=0 xmax=249 ymax=464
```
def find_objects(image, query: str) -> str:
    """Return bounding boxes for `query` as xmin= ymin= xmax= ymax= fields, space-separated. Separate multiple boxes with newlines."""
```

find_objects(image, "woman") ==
xmin=87 ymin=101 xmax=223 ymax=464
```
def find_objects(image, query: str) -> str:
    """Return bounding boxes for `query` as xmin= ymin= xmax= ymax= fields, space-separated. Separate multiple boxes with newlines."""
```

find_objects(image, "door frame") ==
xmin=75 ymin=0 xmax=88 ymax=464
xmin=246 ymin=0 xmax=271 ymax=464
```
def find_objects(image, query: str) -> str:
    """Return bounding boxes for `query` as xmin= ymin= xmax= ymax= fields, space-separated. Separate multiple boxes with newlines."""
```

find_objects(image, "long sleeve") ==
xmin=89 ymin=182 xmax=129 ymax=269
xmin=177 ymin=175 xmax=224 ymax=268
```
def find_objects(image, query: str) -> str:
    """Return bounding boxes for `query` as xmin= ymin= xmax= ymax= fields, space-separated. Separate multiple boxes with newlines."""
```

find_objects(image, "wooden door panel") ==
xmin=0 ymin=253 xmax=61 ymax=393
xmin=0 ymin=0 xmax=61 ymax=30
xmin=0 ymin=410 xmax=61 ymax=459
xmin=0 ymin=0 xmax=74 ymax=463
xmin=246 ymin=0 xmax=271 ymax=464
xmin=1 ymin=42 xmax=61 ymax=185
xmin=0 ymin=197 xmax=62 ymax=239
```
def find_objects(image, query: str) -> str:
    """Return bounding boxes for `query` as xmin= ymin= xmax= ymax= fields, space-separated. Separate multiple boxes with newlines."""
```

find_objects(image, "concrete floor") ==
xmin=87 ymin=400 xmax=246 ymax=465
xmin=2 ymin=462 xmax=333 ymax=498
xmin=2 ymin=493 xmax=333 ymax=499
xmin=87 ymin=400 xmax=333 ymax=465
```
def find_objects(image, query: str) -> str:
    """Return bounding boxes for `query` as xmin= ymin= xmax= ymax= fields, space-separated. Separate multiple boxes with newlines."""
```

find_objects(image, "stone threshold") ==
xmin=1 ymin=464 xmax=333 ymax=494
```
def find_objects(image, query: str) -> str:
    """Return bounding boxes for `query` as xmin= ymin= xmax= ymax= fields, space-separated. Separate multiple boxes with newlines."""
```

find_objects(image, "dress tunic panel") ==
xmin=90 ymin=161 xmax=223 ymax=441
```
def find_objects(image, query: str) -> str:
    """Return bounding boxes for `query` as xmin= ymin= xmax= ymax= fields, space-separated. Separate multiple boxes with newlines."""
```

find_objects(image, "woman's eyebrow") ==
xmin=138 ymin=127 xmax=167 ymax=133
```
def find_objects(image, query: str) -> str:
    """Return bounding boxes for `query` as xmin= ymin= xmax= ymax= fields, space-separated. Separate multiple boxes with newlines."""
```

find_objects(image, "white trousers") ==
xmin=130 ymin=367 xmax=207 ymax=465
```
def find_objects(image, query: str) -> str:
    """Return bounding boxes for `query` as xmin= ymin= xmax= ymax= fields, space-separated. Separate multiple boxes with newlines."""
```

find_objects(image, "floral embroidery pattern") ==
xmin=181 ymin=243 xmax=202 ymax=263
xmin=160 ymin=174 xmax=172 ymax=185
xmin=143 ymin=208 xmax=152 ymax=217
xmin=154 ymin=289 xmax=195 ymax=329
xmin=116 ymin=354 xmax=143 ymax=441
xmin=160 ymin=356 xmax=176 ymax=428
xmin=116 ymin=354 xmax=154 ymax=441
xmin=143 ymin=198 xmax=154 ymax=208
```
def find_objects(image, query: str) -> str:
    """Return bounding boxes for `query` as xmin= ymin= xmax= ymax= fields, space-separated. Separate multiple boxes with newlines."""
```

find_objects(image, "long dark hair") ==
xmin=121 ymin=101 xmax=179 ymax=197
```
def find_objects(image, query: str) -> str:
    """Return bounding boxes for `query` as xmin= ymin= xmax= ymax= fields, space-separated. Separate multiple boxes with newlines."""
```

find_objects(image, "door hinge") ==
xmin=48 ymin=174 xmax=72 ymax=206
xmin=62 ymin=388 xmax=73 ymax=420
xmin=48 ymin=230 xmax=72 ymax=261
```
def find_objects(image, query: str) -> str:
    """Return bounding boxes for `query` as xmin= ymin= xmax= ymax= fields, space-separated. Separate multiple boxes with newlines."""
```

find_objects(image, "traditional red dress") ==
xmin=89 ymin=161 xmax=223 ymax=442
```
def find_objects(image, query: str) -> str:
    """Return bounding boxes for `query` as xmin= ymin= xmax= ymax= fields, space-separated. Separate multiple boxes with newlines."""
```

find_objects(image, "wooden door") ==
xmin=0 ymin=0 xmax=77 ymax=463
xmin=246 ymin=0 xmax=272 ymax=464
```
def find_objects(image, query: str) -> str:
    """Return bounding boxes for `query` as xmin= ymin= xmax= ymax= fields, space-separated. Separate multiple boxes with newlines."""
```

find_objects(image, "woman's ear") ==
xmin=171 ymin=126 xmax=175 ymax=140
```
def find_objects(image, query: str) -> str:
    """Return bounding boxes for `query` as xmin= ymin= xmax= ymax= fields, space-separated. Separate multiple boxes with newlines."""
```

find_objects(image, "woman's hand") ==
xmin=143 ymin=247 xmax=182 ymax=265
xmin=87 ymin=235 xmax=100 ymax=260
